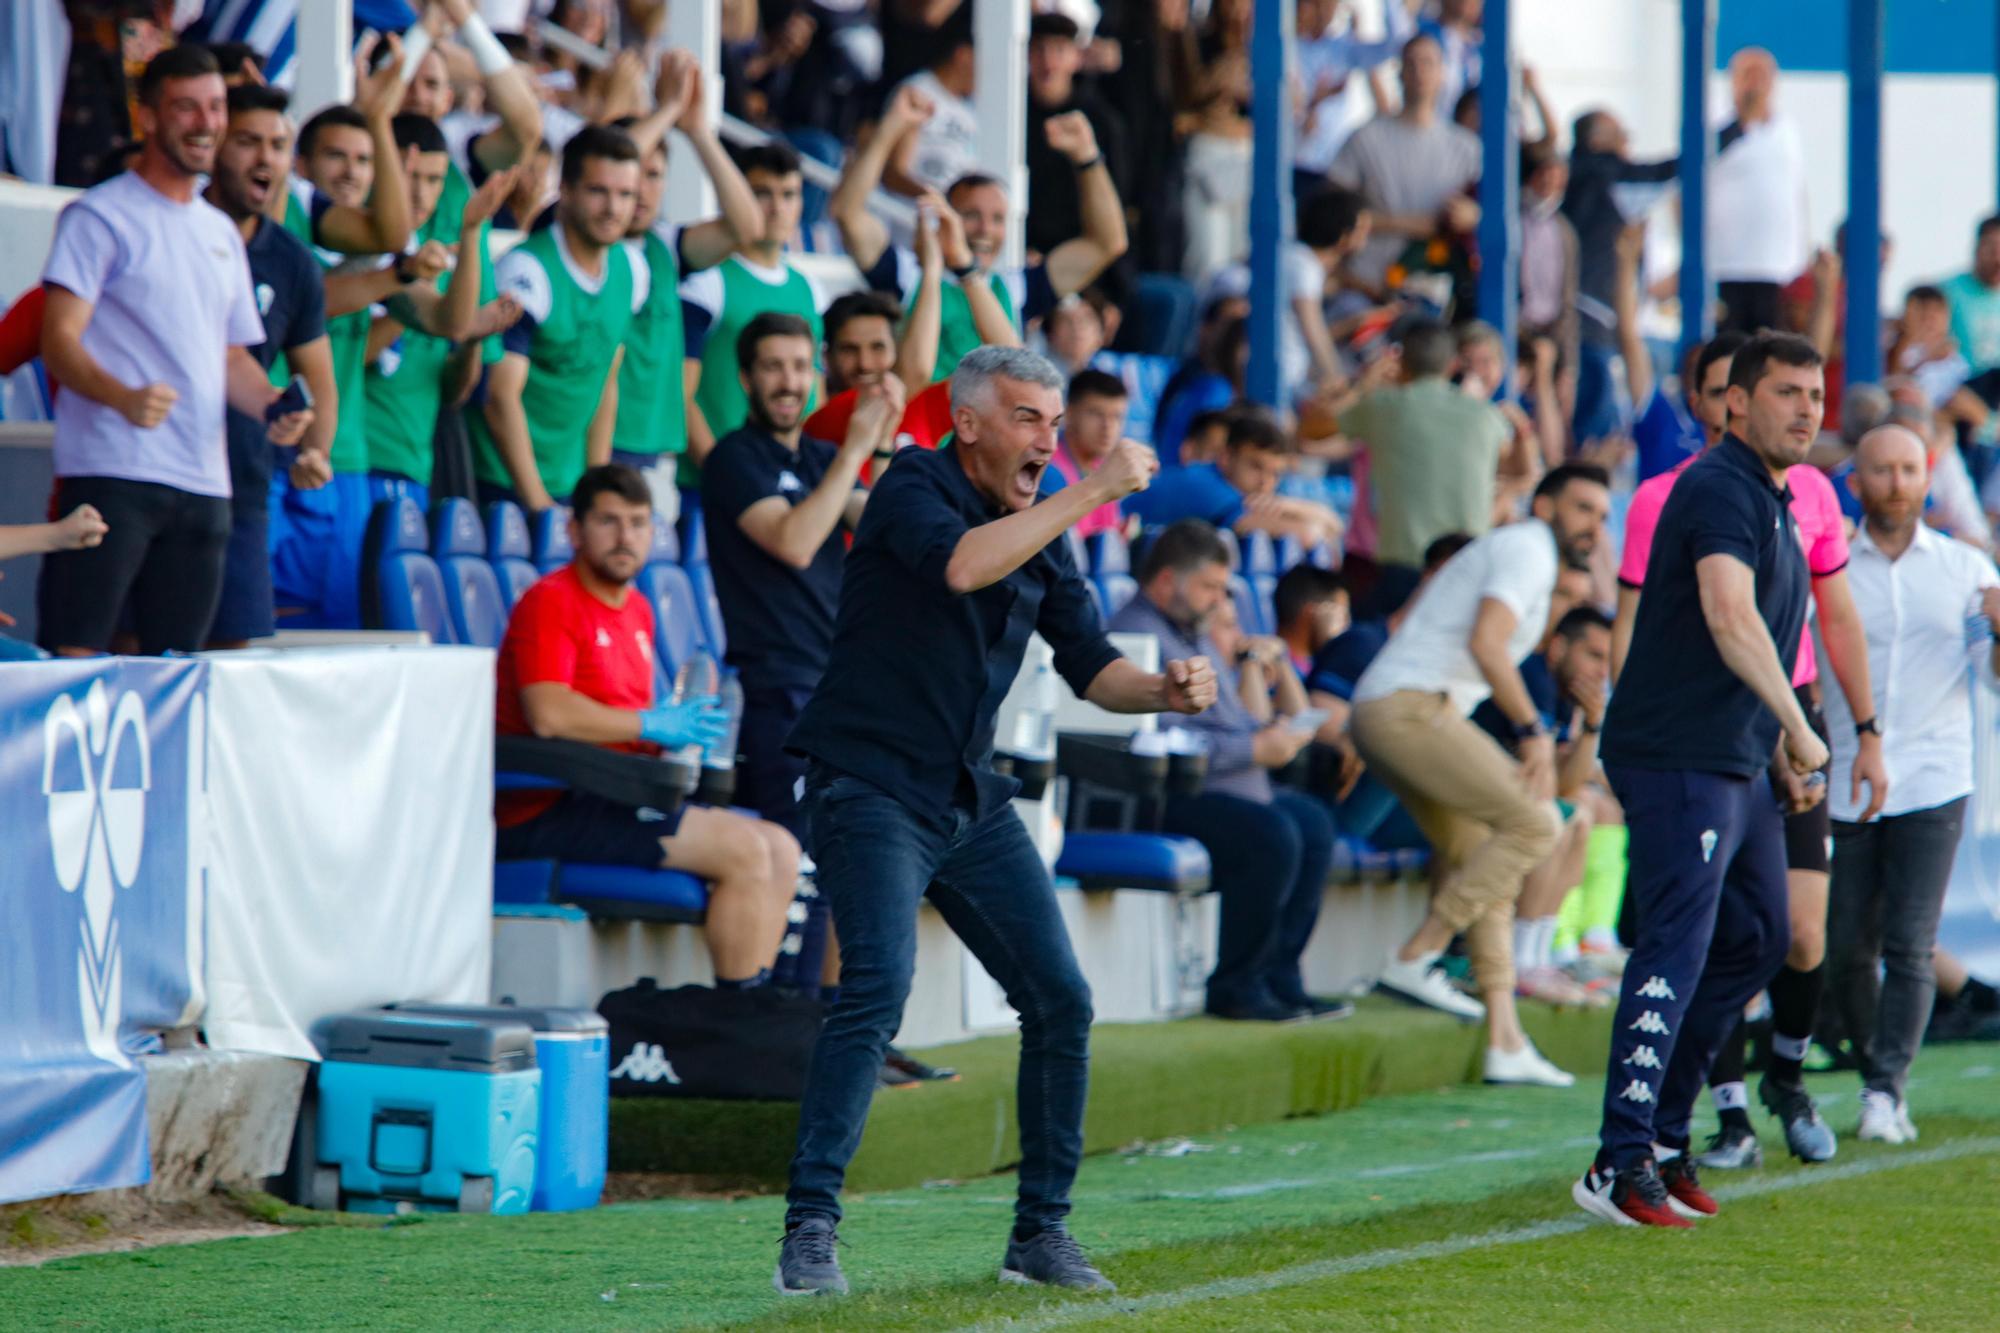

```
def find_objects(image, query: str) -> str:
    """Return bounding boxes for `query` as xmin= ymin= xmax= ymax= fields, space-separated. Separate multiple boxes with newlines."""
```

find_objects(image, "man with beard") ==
xmin=1574 ymin=333 xmax=1831 ymax=1228
xmin=495 ymin=465 xmax=801 ymax=989
xmin=37 ymin=45 xmax=312 ymax=657
xmin=1350 ymin=465 xmax=1610 ymax=1090
xmin=775 ymin=347 xmax=1217 ymax=1297
xmin=201 ymin=82 xmax=341 ymax=648
xmin=473 ymin=126 xmax=647 ymax=513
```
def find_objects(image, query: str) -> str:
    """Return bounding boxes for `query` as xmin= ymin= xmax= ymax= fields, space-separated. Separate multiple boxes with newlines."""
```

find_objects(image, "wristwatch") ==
xmin=1581 ymin=717 xmax=1604 ymax=735
xmin=1510 ymin=718 xmax=1546 ymax=744
xmin=1854 ymin=717 xmax=1882 ymax=738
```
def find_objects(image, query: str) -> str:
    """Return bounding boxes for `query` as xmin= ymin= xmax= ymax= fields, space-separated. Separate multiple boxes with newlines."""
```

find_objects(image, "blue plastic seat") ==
xmin=493 ymin=859 xmax=710 ymax=924
xmin=1216 ymin=528 xmax=1242 ymax=571
xmin=1274 ymin=535 xmax=1305 ymax=573
xmin=1241 ymin=530 xmax=1277 ymax=576
xmin=684 ymin=560 xmax=727 ymax=659
xmin=1057 ymin=832 xmax=1211 ymax=893
xmin=1090 ymin=351 xmax=1175 ymax=447
xmin=367 ymin=497 xmax=455 ymax=641
xmin=1096 ymin=573 xmax=1138 ymax=617
xmin=532 ymin=505 xmax=574 ymax=575
xmin=633 ymin=562 xmax=709 ymax=683
xmin=1229 ymin=573 xmax=1270 ymax=637
xmin=1133 ymin=273 xmax=1200 ymax=360
xmin=678 ymin=506 xmax=708 ymax=566
xmin=431 ymin=501 xmax=508 ymax=649
xmin=1086 ymin=530 xmax=1129 ymax=575
xmin=485 ymin=501 xmax=539 ymax=610
xmin=647 ymin=512 xmax=679 ymax=566
xmin=1250 ymin=572 xmax=1278 ymax=633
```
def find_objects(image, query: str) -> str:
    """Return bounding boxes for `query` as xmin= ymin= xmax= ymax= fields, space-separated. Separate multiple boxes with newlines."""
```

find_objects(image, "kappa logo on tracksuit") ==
xmin=1617 ymin=1079 xmax=1656 ymax=1104
xmin=1635 ymin=976 xmax=1678 ymax=1001
xmin=1623 ymin=1045 xmax=1664 ymax=1070
xmin=1628 ymin=1010 xmax=1671 ymax=1036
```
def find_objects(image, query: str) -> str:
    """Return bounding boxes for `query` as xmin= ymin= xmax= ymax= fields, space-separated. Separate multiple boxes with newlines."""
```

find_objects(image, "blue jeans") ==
xmin=786 ymin=766 xmax=1094 ymax=1230
xmin=1163 ymin=788 xmax=1336 ymax=1010
xmin=1599 ymin=766 xmax=1791 ymax=1168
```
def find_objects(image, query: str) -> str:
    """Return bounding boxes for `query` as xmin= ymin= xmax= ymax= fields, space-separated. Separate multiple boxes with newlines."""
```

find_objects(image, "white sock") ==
xmin=1535 ymin=917 xmax=1559 ymax=971
xmin=1711 ymin=1080 xmax=1750 ymax=1113
xmin=1515 ymin=920 xmax=1539 ymax=972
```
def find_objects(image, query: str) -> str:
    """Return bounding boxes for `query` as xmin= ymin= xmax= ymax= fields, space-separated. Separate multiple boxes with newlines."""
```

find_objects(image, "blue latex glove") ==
xmin=639 ymin=695 xmax=729 ymax=751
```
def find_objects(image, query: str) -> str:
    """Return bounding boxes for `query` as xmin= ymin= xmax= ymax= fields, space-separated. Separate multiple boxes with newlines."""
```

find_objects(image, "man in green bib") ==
xmin=680 ymin=141 xmax=827 ymax=476
xmin=473 ymin=126 xmax=647 ymax=514
xmin=831 ymin=84 xmax=1128 ymax=380
xmin=608 ymin=50 xmax=765 ymax=521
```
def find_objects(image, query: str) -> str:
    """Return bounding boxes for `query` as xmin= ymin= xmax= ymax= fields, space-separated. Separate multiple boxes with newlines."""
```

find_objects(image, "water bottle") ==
xmin=1009 ymin=660 xmax=1055 ymax=760
xmin=709 ymin=668 xmax=743 ymax=772
xmin=671 ymin=651 xmax=718 ymax=767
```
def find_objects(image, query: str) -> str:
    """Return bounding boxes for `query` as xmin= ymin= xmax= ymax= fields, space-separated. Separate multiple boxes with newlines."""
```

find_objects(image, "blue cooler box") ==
xmin=390 ymin=1003 xmax=609 ymax=1212
xmin=313 ymin=1011 xmax=540 ymax=1215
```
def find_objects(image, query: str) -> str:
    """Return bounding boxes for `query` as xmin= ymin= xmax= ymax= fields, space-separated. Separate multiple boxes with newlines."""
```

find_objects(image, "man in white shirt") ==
xmin=1709 ymin=48 xmax=1809 ymax=336
xmin=1823 ymin=425 xmax=2000 ymax=1145
xmin=1350 ymin=463 xmax=1611 ymax=1087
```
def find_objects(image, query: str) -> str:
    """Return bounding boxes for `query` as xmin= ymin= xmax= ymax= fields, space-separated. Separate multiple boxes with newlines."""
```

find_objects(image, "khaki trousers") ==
xmin=1351 ymin=690 xmax=1562 ymax=993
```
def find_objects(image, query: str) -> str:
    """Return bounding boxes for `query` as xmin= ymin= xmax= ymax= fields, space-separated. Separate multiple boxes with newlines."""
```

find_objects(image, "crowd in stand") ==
xmin=13 ymin=1 xmax=2000 ymax=1158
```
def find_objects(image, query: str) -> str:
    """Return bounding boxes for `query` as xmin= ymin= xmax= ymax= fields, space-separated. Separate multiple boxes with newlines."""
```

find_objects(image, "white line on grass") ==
xmin=954 ymin=1135 xmax=2000 ymax=1333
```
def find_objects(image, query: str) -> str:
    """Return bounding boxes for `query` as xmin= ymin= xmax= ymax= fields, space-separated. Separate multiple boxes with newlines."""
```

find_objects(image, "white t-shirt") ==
xmin=896 ymin=71 xmax=980 ymax=193
xmin=1708 ymin=114 xmax=1808 ymax=285
xmin=42 ymin=172 xmax=265 ymax=498
xmin=1354 ymin=520 xmax=1558 ymax=716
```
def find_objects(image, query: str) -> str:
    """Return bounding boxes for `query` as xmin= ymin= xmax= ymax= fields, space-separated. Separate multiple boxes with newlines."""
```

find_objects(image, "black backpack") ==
xmin=598 ymin=979 xmax=824 ymax=1100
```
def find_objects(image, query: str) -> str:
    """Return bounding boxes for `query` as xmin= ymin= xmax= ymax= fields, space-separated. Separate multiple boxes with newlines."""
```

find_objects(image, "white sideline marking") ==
xmin=954 ymin=1136 xmax=2000 ymax=1333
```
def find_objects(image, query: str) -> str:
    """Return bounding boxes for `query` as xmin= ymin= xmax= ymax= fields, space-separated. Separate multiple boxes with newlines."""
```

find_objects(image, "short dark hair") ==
xmin=1553 ymin=605 xmax=1613 ymax=641
xmin=1296 ymin=185 xmax=1366 ymax=251
xmin=1400 ymin=318 xmax=1456 ymax=378
xmin=1067 ymin=368 xmax=1127 ymax=405
xmin=1572 ymin=109 xmax=1607 ymax=149
xmin=226 ymin=83 xmax=289 ymax=118
xmin=1030 ymin=11 xmax=1081 ymax=42
xmin=947 ymin=172 xmax=1006 ymax=203
xmin=562 ymin=123 xmax=640 ymax=185
xmin=138 ymin=44 xmax=221 ymax=106
xmin=1138 ymin=518 xmax=1233 ymax=583
xmin=1906 ymin=283 xmax=1948 ymax=306
xmin=1728 ymin=331 xmax=1824 ymax=397
xmin=1977 ymin=214 xmax=2000 ymax=242
xmin=391 ymin=113 xmax=448 ymax=156
xmin=1186 ymin=409 xmax=1229 ymax=441
xmin=1519 ymin=141 xmax=1561 ymax=186
xmin=1693 ymin=330 xmax=1750 ymax=391
xmin=1273 ymin=565 xmax=1344 ymax=632
xmin=1423 ymin=532 xmax=1473 ymax=571
xmin=204 ymin=41 xmax=262 ymax=78
xmin=1533 ymin=462 xmax=1611 ymax=504
xmin=822 ymin=290 xmax=902 ymax=346
xmin=1223 ymin=405 xmax=1293 ymax=456
xmin=572 ymin=464 xmax=651 ymax=517
xmin=298 ymin=104 xmax=369 ymax=158
xmin=736 ymin=311 xmax=816 ymax=372
xmin=734 ymin=139 xmax=802 ymax=179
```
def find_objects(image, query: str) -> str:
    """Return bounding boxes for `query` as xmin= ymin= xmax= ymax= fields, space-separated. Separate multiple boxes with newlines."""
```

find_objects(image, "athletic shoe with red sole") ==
xmin=1658 ymin=1154 xmax=1719 ymax=1218
xmin=1573 ymin=1158 xmax=1694 ymax=1228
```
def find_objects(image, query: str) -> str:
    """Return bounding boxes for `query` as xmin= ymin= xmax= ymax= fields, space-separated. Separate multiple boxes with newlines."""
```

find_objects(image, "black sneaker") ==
xmin=1275 ymin=994 xmax=1357 ymax=1021
xmin=1692 ymin=1121 xmax=1763 ymax=1170
xmin=773 ymin=1217 xmax=847 ymax=1296
xmin=1759 ymin=1074 xmax=1837 ymax=1162
xmin=884 ymin=1046 xmax=959 ymax=1082
xmin=999 ymin=1226 xmax=1116 ymax=1292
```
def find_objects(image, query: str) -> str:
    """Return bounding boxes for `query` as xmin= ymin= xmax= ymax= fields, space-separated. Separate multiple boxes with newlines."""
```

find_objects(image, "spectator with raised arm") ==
xmin=1124 ymin=406 xmax=1344 ymax=550
xmin=403 ymin=0 xmax=548 ymax=192
xmin=37 ymin=47 xmax=311 ymax=658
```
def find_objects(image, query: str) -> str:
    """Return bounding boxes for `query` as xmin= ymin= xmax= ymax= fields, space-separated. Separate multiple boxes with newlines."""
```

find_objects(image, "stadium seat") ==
xmin=1274 ymin=534 xmax=1305 ymax=572
xmin=634 ymin=561 xmax=709 ymax=684
xmin=431 ymin=500 xmax=509 ymax=649
xmin=1086 ymin=530 xmax=1129 ymax=575
xmin=1230 ymin=573 xmax=1270 ymax=637
xmin=1082 ymin=579 xmax=1105 ymax=620
xmin=1216 ymin=528 xmax=1241 ymax=571
xmin=1132 ymin=272 xmax=1200 ymax=360
xmin=532 ymin=505 xmax=574 ymax=575
xmin=1053 ymin=731 xmax=1212 ymax=894
xmin=367 ymin=497 xmax=454 ymax=642
xmin=1241 ymin=530 xmax=1277 ymax=576
xmin=678 ymin=506 xmax=708 ymax=566
xmin=684 ymin=560 xmax=728 ymax=659
xmin=646 ymin=511 xmax=680 ymax=566
xmin=1251 ymin=572 xmax=1278 ymax=631
xmin=1056 ymin=832 xmax=1211 ymax=894
xmin=1091 ymin=351 xmax=1175 ymax=447
xmin=494 ymin=859 xmax=710 ymax=924
xmin=485 ymin=501 xmax=539 ymax=611
xmin=1096 ymin=573 xmax=1138 ymax=617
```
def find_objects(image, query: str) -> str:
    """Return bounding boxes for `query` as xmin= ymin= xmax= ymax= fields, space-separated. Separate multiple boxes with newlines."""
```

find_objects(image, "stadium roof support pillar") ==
xmin=974 ymin=0 xmax=1030 ymax=275
xmin=1846 ymin=0 xmax=1886 ymax=386
xmin=665 ymin=0 xmax=722 ymax=223
xmin=1476 ymin=0 xmax=1517 ymax=393
xmin=290 ymin=3 xmax=352 ymax=122
xmin=1246 ymin=0 xmax=1294 ymax=409
xmin=1679 ymin=0 xmax=1716 ymax=359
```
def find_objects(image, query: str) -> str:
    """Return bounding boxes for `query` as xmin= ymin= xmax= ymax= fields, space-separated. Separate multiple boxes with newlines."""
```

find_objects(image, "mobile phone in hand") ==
xmin=266 ymin=374 xmax=313 ymax=423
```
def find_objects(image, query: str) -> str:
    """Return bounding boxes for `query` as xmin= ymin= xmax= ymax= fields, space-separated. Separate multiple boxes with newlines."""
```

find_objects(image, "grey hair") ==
xmin=1839 ymin=382 xmax=1891 ymax=448
xmin=949 ymin=345 xmax=1065 ymax=415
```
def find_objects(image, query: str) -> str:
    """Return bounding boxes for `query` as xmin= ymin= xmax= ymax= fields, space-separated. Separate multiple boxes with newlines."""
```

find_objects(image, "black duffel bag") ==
xmin=599 ymin=978 xmax=824 ymax=1100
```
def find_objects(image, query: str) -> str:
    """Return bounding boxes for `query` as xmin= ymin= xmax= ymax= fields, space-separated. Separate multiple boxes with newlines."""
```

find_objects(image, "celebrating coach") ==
xmin=775 ymin=346 xmax=1217 ymax=1298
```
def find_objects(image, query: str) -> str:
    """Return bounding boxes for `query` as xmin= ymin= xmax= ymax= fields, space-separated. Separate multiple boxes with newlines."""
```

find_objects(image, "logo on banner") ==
xmin=42 ymin=681 xmax=152 ymax=1069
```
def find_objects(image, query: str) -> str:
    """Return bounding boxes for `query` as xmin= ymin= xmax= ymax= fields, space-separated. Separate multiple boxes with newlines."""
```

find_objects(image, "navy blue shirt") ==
xmin=701 ymin=424 xmax=852 ymax=693
xmin=1121 ymin=462 xmax=1247 ymax=530
xmin=1304 ymin=619 xmax=1391 ymax=700
xmin=787 ymin=442 xmax=1123 ymax=826
xmin=227 ymin=215 xmax=326 ymax=501
xmin=1472 ymin=653 xmax=1571 ymax=747
xmin=1600 ymin=435 xmax=1810 ymax=777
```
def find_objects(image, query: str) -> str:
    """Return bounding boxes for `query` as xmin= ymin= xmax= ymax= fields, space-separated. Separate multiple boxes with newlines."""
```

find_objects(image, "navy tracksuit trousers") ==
xmin=1599 ymin=766 xmax=1793 ymax=1168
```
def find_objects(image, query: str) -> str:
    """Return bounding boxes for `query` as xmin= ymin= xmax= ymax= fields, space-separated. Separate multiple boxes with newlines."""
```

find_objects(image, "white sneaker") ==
xmin=1484 ymin=1039 xmax=1576 ymax=1087
xmin=1376 ymin=954 xmax=1486 ymax=1022
xmin=1856 ymin=1087 xmax=1908 ymax=1144
xmin=1895 ymin=1097 xmax=1919 ymax=1143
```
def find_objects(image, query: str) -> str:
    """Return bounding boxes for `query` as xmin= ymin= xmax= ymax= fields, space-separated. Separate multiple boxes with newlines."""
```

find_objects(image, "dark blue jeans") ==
xmin=1599 ymin=766 xmax=1791 ymax=1168
xmin=1163 ymin=788 xmax=1336 ymax=1010
xmin=786 ymin=767 xmax=1094 ymax=1230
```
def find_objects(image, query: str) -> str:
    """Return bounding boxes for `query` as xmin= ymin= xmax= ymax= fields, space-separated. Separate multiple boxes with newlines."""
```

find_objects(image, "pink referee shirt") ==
xmin=1619 ymin=453 xmax=1848 ymax=687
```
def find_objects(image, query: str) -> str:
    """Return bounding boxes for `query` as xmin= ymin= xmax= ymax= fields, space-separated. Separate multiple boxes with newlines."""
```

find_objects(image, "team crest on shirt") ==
xmin=256 ymin=282 xmax=275 ymax=316
xmin=777 ymin=470 xmax=803 ymax=496
xmin=634 ymin=631 xmax=652 ymax=661
xmin=596 ymin=628 xmax=612 ymax=648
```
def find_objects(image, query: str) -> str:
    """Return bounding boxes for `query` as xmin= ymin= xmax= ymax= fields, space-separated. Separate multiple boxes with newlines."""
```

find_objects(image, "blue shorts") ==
xmin=271 ymin=472 xmax=428 ymax=629
xmin=210 ymin=493 xmax=274 ymax=642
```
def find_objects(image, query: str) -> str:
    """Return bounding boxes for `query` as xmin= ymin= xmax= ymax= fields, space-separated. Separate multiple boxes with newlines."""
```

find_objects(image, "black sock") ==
xmin=1965 ymin=977 xmax=2000 ymax=1013
xmin=1766 ymin=963 xmax=1823 ymax=1086
xmin=1012 ymin=1221 xmax=1043 ymax=1243
xmin=715 ymin=967 xmax=771 ymax=992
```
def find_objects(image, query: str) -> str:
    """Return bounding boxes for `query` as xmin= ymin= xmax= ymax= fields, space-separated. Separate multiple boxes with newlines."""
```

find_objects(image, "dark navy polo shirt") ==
xmin=227 ymin=215 xmax=326 ymax=501
xmin=701 ymin=424 xmax=852 ymax=694
xmin=787 ymin=441 xmax=1123 ymax=826
xmin=1304 ymin=618 xmax=1390 ymax=700
xmin=1600 ymin=434 xmax=1809 ymax=777
xmin=1473 ymin=652 xmax=1571 ymax=747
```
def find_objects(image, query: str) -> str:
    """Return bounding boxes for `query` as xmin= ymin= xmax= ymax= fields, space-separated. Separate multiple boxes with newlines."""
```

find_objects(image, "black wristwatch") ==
xmin=948 ymin=259 xmax=978 ymax=281
xmin=1510 ymin=718 xmax=1547 ymax=744
xmin=393 ymin=252 xmax=414 ymax=283
xmin=1854 ymin=717 xmax=1882 ymax=739
xmin=1581 ymin=716 xmax=1604 ymax=735
xmin=1073 ymin=154 xmax=1104 ymax=173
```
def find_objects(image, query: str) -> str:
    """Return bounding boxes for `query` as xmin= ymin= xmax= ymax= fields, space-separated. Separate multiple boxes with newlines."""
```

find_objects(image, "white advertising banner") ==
xmin=200 ymin=648 xmax=495 ymax=1059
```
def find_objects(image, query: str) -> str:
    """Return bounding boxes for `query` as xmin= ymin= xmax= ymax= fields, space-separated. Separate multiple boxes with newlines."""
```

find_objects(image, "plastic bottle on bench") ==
xmin=710 ymin=668 xmax=743 ymax=773
xmin=671 ymin=651 xmax=718 ymax=768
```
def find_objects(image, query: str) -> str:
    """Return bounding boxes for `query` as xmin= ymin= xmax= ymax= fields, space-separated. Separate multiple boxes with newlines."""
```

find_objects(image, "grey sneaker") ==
xmin=773 ymin=1217 xmax=848 ymax=1296
xmin=1759 ymin=1075 xmax=1837 ymax=1163
xmin=1693 ymin=1122 xmax=1764 ymax=1170
xmin=999 ymin=1226 xmax=1116 ymax=1292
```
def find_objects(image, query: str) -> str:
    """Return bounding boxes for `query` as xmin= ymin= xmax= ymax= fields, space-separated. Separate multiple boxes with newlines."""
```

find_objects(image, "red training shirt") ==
xmin=804 ymin=380 xmax=955 ymax=483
